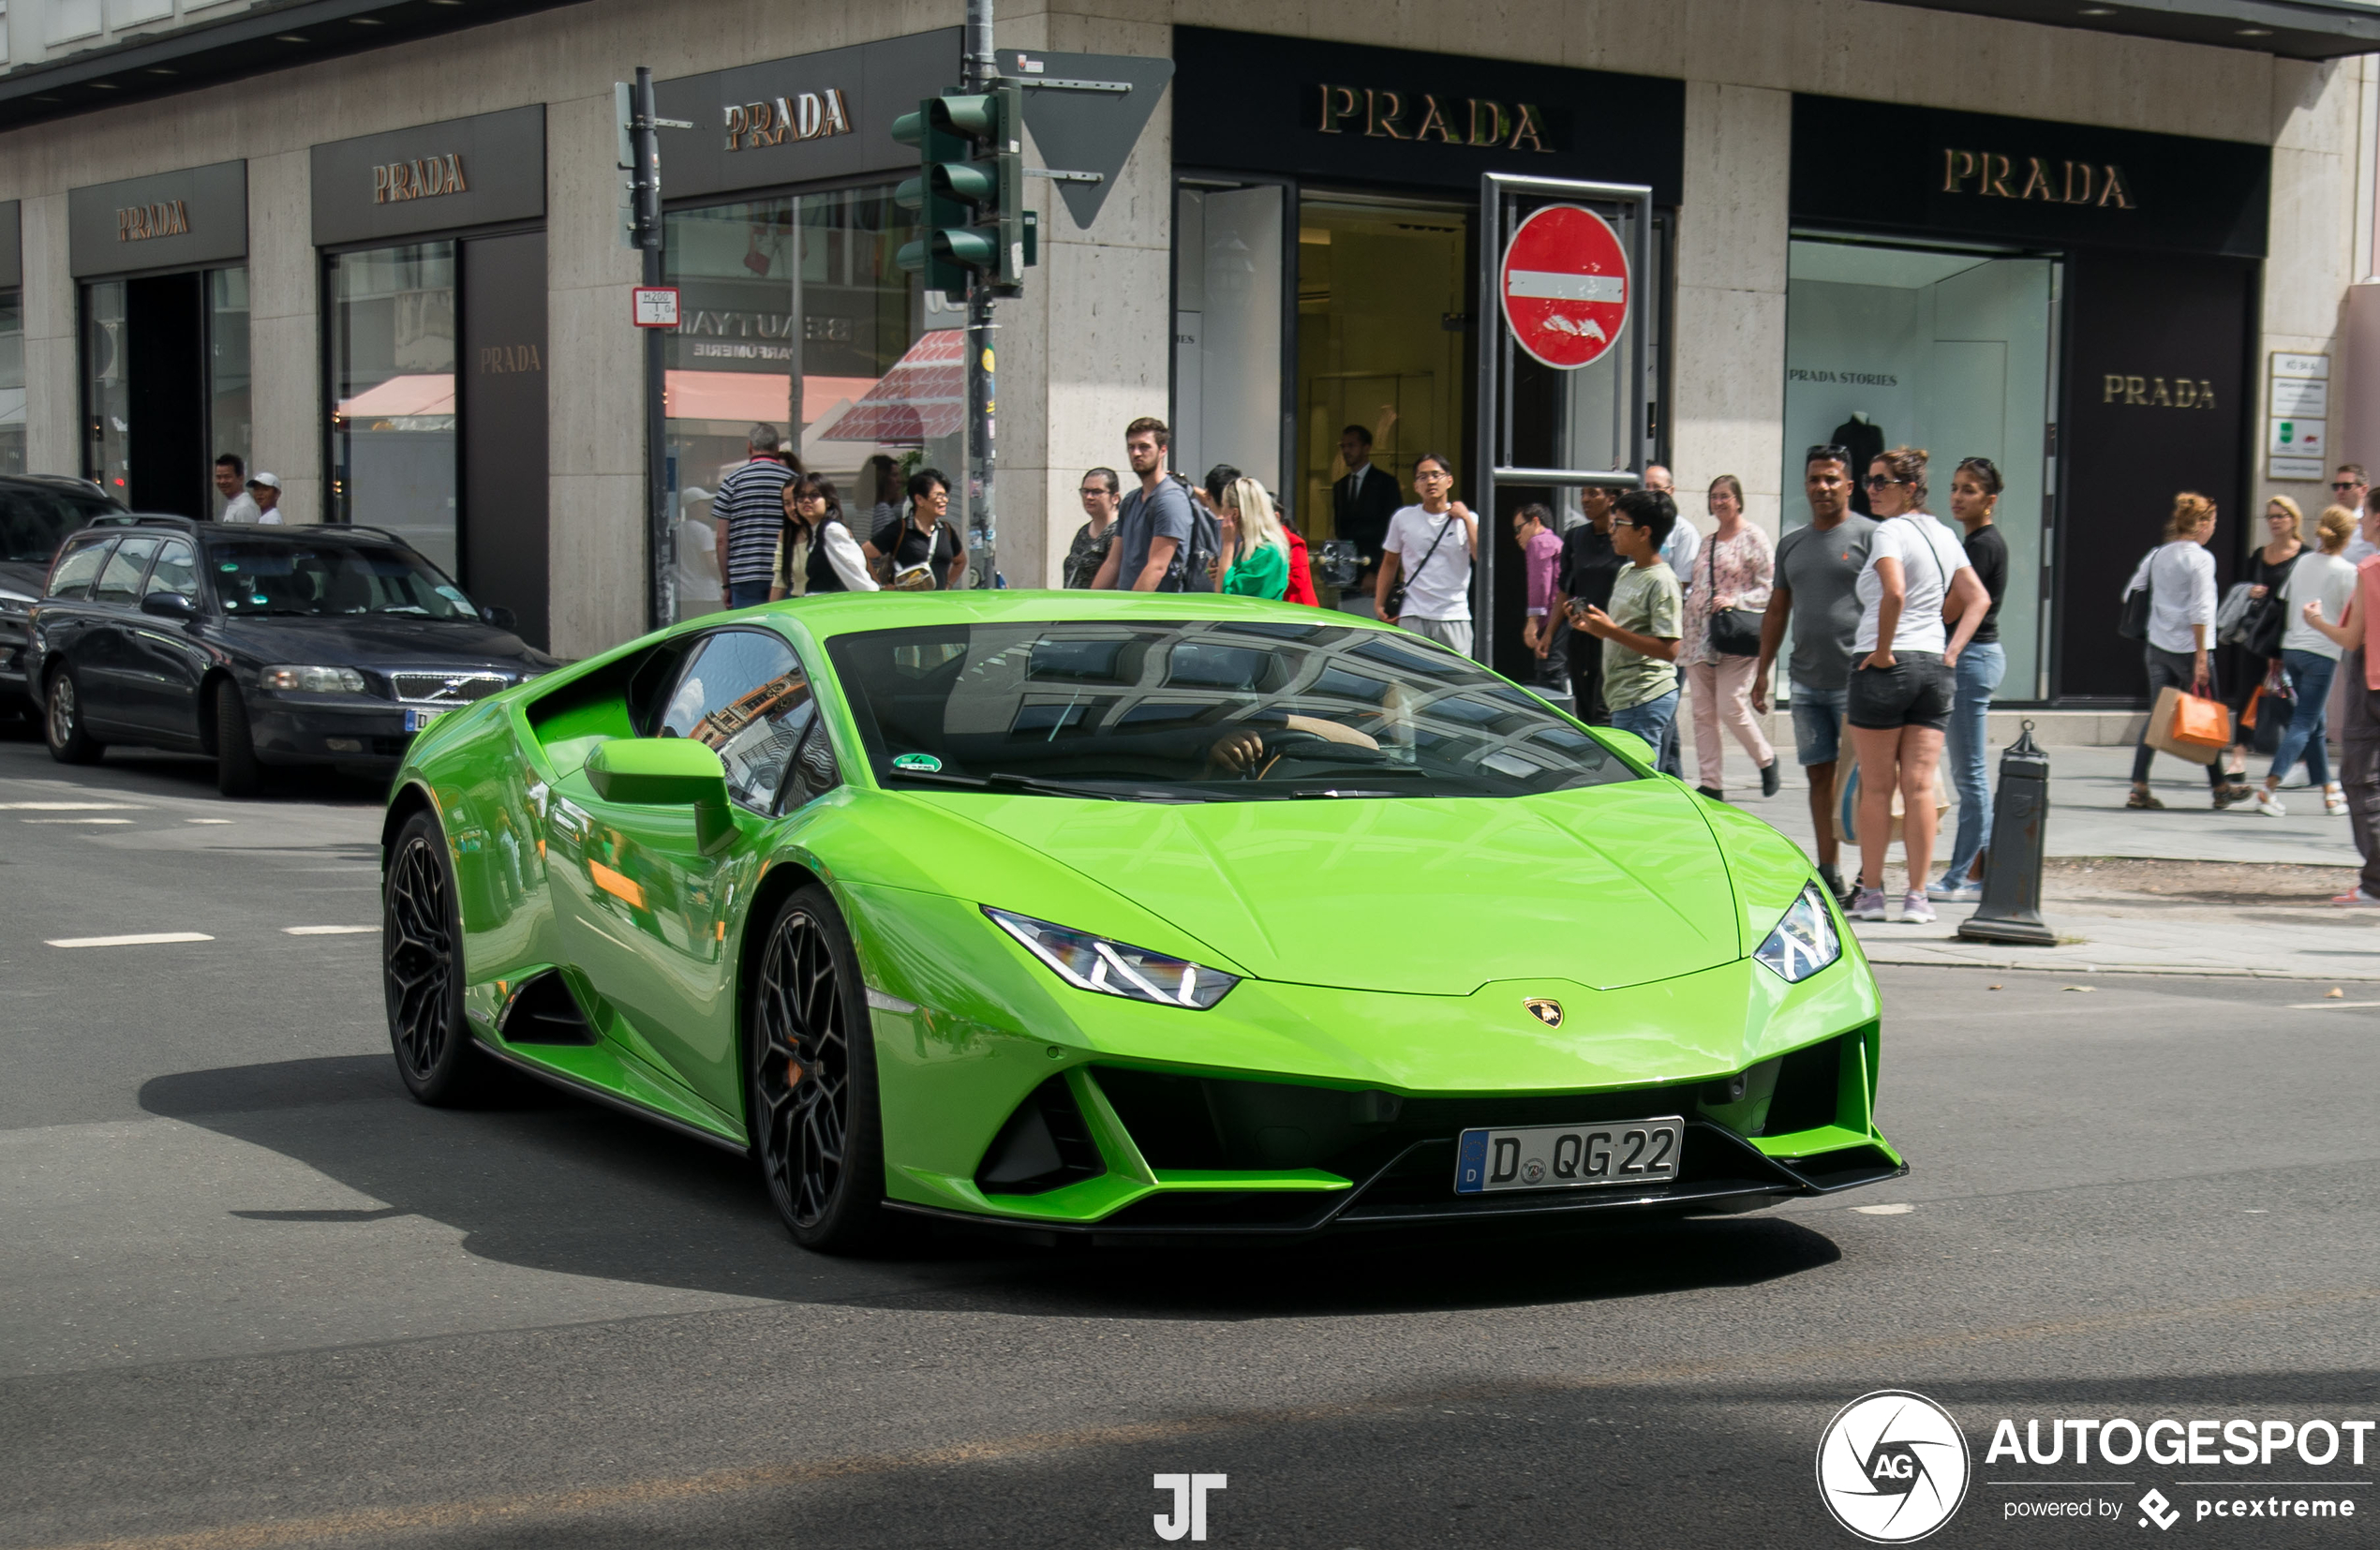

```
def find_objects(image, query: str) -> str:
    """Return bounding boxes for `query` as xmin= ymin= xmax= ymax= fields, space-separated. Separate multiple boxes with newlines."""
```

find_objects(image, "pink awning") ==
xmin=812 ymin=330 xmax=963 ymax=445
xmin=335 ymin=374 xmax=454 ymax=419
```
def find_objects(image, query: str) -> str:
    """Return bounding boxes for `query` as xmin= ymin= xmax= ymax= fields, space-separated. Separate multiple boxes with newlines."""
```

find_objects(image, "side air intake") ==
xmin=499 ymin=971 xmax=598 ymax=1045
xmin=975 ymin=1078 xmax=1105 ymax=1195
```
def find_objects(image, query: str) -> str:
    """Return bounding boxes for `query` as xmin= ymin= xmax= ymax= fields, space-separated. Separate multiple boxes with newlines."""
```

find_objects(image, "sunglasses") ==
xmin=1078 ymin=488 xmax=1109 ymax=498
xmin=2335 ymin=482 xmax=2361 ymax=491
xmin=1864 ymin=474 xmax=1904 ymax=488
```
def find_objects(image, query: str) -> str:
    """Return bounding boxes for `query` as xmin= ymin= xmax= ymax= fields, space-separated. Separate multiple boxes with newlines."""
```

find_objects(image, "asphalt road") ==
xmin=2 ymin=727 xmax=2375 ymax=1550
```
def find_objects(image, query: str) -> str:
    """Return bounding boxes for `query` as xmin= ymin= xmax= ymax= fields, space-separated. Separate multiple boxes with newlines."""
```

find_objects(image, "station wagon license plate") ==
xmin=404 ymin=708 xmax=445 ymax=733
xmin=1453 ymin=1117 xmax=1684 ymax=1194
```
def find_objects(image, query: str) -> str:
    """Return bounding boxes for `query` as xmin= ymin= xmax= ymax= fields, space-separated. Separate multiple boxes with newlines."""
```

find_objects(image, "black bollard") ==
xmin=1957 ymin=719 xmax=2056 ymax=946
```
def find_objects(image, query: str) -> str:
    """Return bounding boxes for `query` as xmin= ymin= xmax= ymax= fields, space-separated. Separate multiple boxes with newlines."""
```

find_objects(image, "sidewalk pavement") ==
xmin=1694 ymin=742 xmax=2379 ymax=981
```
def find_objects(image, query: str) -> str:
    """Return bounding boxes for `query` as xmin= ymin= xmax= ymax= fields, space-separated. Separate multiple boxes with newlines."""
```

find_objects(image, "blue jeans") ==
xmin=1657 ymin=701 xmax=1685 ymax=777
xmin=725 ymin=580 xmax=771 ymax=609
xmin=1940 ymin=642 xmax=2005 ymax=885
xmin=1611 ymin=690 xmax=1680 ymax=758
xmin=2271 ymin=648 xmax=2338 ymax=787
xmin=1789 ymin=680 xmax=1849 ymax=767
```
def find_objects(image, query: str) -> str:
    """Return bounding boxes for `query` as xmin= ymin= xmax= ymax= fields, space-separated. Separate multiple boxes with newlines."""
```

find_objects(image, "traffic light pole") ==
xmin=963 ymin=0 xmax=996 ymax=589
xmin=632 ymin=66 xmax=670 ymax=626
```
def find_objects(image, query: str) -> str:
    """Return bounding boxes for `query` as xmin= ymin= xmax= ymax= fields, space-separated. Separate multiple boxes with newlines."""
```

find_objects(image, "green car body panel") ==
xmin=385 ymin=591 xmax=1901 ymax=1236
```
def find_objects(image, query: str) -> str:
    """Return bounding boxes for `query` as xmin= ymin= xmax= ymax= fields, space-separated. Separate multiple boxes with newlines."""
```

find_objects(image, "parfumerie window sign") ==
xmin=1316 ymin=85 xmax=1552 ymax=153
xmin=309 ymin=106 xmax=543 ymax=248
xmin=67 ymin=160 xmax=246 ymax=277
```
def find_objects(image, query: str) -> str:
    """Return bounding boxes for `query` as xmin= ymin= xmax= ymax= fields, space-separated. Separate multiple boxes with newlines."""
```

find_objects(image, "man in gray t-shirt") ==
xmin=1754 ymin=447 xmax=1877 ymax=902
xmin=1093 ymin=417 xmax=1197 ymax=591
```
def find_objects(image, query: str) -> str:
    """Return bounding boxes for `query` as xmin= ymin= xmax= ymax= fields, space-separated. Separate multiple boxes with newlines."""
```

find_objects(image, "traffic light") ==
xmin=892 ymin=82 xmax=1033 ymax=295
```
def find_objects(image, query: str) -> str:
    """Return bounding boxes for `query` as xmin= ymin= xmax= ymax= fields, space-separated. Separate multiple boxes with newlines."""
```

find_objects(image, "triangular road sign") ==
xmin=1002 ymin=48 xmax=1175 ymax=229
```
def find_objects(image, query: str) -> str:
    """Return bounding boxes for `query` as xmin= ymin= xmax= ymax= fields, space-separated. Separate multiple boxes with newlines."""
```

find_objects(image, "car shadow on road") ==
xmin=139 ymin=1055 xmax=1842 ymax=1320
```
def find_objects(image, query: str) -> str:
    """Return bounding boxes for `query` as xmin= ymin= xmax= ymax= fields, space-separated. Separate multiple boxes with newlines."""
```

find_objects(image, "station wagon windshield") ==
xmin=826 ymin=619 xmax=1630 ymax=801
xmin=206 ymin=543 xmax=478 ymax=619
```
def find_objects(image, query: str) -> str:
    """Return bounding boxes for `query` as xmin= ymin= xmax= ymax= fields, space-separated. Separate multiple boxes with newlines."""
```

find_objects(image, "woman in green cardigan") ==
xmin=1212 ymin=476 xmax=1290 ymax=600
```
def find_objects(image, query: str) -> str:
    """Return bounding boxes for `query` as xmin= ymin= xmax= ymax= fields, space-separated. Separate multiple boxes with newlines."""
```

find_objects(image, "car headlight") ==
xmin=261 ymin=664 xmax=369 ymax=694
xmin=984 ymin=907 xmax=1239 ymax=1009
xmin=1753 ymin=881 xmax=1841 ymax=983
xmin=0 ymin=593 xmax=29 ymax=617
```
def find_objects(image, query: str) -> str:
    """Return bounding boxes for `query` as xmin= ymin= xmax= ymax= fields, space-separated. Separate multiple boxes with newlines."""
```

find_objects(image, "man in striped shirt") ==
xmin=714 ymin=423 xmax=795 ymax=608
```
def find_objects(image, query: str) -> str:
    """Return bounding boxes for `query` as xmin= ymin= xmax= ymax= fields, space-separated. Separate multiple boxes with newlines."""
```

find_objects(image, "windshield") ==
xmin=0 ymin=487 xmax=121 ymax=566
xmin=205 ymin=542 xmax=478 ymax=619
xmin=826 ymin=619 xmax=1631 ymax=801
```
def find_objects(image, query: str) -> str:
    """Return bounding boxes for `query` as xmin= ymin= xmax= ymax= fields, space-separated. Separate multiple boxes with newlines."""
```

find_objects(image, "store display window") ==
xmin=328 ymin=242 xmax=458 ymax=573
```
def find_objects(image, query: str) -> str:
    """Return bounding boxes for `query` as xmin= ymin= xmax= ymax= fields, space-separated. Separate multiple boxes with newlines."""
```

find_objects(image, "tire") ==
xmin=43 ymin=665 xmax=106 ymax=765
xmin=749 ymin=883 xmax=888 ymax=1253
xmin=382 ymin=808 xmax=493 ymax=1106
xmin=215 ymin=679 xmax=262 ymax=797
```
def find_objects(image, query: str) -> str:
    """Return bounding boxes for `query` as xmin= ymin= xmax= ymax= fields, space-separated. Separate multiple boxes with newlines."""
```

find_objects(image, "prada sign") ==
xmin=67 ymin=161 xmax=246 ymax=277
xmin=312 ymin=106 xmax=543 ymax=247
xmin=1792 ymin=96 xmax=2268 ymax=259
xmin=2103 ymin=373 xmax=2215 ymax=409
xmin=1316 ymin=85 xmax=1551 ymax=153
xmin=654 ymin=30 xmax=959 ymax=203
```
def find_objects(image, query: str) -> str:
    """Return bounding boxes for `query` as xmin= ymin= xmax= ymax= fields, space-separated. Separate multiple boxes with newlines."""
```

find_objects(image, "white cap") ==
xmin=247 ymin=471 xmax=282 ymax=491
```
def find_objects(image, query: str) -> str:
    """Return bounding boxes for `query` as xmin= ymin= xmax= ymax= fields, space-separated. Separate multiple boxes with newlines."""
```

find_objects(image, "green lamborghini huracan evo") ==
xmin=379 ymin=590 xmax=1902 ymax=1252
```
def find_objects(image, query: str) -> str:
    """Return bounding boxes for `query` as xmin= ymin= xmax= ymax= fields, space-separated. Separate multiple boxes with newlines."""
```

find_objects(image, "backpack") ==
xmin=1174 ymin=473 xmax=1221 ymax=593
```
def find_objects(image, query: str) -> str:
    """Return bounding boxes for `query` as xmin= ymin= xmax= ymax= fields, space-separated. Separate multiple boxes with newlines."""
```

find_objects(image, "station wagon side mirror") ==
xmin=584 ymin=738 xmax=736 ymax=855
xmin=1593 ymin=727 xmax=1657 ymax=768
xmin=482 ymin=604 xmax=517 ymax=630
xmin=139 ymin=591 xmax=199 ymax=621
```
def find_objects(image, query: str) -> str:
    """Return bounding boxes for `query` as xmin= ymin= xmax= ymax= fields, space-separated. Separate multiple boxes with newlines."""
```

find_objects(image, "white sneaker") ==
xmin=1926 ymin=876 xmax=1982 ymax=903
xmin=1850 ymin=888 xmax=1889 ymax=921
xmin=2249 ymin=789 xmax=2286 ymax=817
xmin=1899 ymin=891 xmax=1937 ymax=924
xmin=2326 ymin=785 xmax=2348 ymax=816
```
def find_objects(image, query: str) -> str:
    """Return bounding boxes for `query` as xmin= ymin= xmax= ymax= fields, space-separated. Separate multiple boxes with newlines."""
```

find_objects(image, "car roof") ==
xmin=730 ymin=589 xmax=1401 ymax=644
xmin=72 ymin=514 xmax=418 ymax=549
xmin=0 ymin=472 xmax=120 ymax=504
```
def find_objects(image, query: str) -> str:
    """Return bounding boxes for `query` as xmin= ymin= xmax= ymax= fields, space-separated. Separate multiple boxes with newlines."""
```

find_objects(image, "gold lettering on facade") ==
xmin=1318 ymin=84 xmax=1360 ymax=134
xmin=2103 ymin=372 xmax=2213 ymax=408
xmin=1413 ymin=94 xmax=1456 ymax=143
xmin=1941 ymin=147 xmax=2135 ymax=209
xmin=114 ymin=200 xmax=191 ymax=242
xmin=1468 ymin=98 xmax=1506 ymax=146
xmin=371 ymin=154 xmax=468 ymax=205
xmin=1364 ymin=88 xmax=1407 ymax=138
xmin=1508 ymin=102 xmax=1551 ymax=153
xmin=478 ymin=343 xmax=543 ymax=374
xmin=724 ymin=86 xmax=854 ymax=151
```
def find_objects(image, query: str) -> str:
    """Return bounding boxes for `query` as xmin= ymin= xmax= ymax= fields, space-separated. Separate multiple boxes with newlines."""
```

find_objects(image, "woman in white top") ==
xmin=2249 ymin=503 xmax=2358 ymax=815
xmin=2124 ymin=492 xmax=2226 ymax=810
xmin=1375 ymin=453 xmax=1479 ymax=655
xmin=1844 ymin=447 xmax=1987 ymax=926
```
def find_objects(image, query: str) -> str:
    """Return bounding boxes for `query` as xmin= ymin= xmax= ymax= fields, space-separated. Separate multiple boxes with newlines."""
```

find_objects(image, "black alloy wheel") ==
xmin=214 ymin=679 xmax=261 ymax=797
xmin=382 ymin=809 xmax=488 ymax=1105
xmin=43 ymin=666 xmax=105 ymax=765
xmin=750 ymin=884 xmax=886 ymax=1252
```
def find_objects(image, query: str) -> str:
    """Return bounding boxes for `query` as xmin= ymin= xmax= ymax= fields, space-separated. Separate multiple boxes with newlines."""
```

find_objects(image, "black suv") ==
xmin=29 ymin=515 xmax=557 ymax=795
xmin=1 ymin=474 xmax=126 ymax=717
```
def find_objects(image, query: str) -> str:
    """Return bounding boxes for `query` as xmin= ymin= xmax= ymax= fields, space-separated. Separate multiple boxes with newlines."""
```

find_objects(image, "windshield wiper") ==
xmin=884 ymin=768 xmax=1205 ymax=803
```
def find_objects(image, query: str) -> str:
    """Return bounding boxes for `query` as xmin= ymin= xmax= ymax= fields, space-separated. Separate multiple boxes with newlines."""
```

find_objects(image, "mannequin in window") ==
xmin=1832 ymin=412 xmax=1884 ymax=515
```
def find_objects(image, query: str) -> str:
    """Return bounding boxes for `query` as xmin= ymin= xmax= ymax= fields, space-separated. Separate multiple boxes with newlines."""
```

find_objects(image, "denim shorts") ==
xmin=1846 ymin=651 xmax=1956 ymax=733
xmin=1790 ymin=680 xmax=1849 ymax=767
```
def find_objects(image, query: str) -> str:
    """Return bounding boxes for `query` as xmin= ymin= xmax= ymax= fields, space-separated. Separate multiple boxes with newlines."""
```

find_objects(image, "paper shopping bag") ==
xmin=2146 ymin=686 xmax=2223 ymax=765
xmin=2173 ymin=690 xmax=2231 ymax=750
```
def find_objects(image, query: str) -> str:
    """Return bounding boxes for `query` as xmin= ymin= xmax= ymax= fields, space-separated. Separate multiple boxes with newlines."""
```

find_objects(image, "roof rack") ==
xmin=88 ymin=513 xmax=205 ymax=531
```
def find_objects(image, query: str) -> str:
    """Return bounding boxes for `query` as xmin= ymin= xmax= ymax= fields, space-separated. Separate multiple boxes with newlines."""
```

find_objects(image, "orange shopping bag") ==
xmin=2172 ymin=690 xmax=2232 ymax=750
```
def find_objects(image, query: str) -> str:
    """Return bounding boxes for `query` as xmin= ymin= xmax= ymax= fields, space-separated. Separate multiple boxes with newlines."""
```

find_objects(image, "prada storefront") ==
xmin=1169 ymin=28 xmax=1683 ymax=679
xmin=649 ymin=30 xmax=962 ymax=621
xmin=70 ymin=161 xmax=251 ymax=519
xmin=1786 ymin=97 xmax=2269 ymax=705
xmin=313 ymin=107 xmax=549 ymax=646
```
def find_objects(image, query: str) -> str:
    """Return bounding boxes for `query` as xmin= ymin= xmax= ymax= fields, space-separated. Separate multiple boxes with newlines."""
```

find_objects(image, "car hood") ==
xmin=902 ymin=780 xmax=1742 ymax=995
xmin=0 ymin=560 xmax=45 ymax=600
xmin=212 ymin=615 xmax=556 ymax=671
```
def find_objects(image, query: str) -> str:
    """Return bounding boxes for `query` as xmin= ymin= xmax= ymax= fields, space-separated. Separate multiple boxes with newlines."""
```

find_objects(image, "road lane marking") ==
xmin=2286 ymin=999 xmax=2380 ymax=1009
xmin=1852 ymin=1203 xmax=1914 ymax=1215
xmin=283 ymin=925 xmax=374 ymax=935
xmin=24 ymin=1284 xmax=2380 ymax=1550
xmin=0 ymin=801 xmax=144 ymax=810
xmin=22 ymin=817 xmax=135 ymax=825
xmin=44 ymin=932 xmax=215 ymax=948
xmin=186 ymin=818 xmax=234 ymax=825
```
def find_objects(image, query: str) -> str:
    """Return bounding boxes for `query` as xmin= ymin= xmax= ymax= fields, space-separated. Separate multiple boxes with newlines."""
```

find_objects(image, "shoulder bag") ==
xmin=1703 ymin=535 xmax=1765 ymax=657
xmin=1383 ymin=511 xmax=1462 ymax=618
xmin=2118 ymin=550 xmax=2155 ymax=641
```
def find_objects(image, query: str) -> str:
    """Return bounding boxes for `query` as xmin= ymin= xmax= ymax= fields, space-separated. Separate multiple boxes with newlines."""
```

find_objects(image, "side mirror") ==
xmin=584 ymin=738 xmax=735 ymax=854
xmin=482 ymin=604 xmax=517 ymax=630
xmin=140 ymin=591 xmax=199 ymax=620
xmin=1594 ymin=726 xmax=1657 ymax=767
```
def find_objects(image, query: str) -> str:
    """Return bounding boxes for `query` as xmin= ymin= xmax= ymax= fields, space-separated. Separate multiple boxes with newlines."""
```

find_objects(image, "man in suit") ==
xmin=1334 ymin=423 xmax=1403 ymax=603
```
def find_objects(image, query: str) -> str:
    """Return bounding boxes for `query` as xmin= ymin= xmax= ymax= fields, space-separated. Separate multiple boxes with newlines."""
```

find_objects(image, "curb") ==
xmin=1857 ymin=948 xmax=2380 ymax=982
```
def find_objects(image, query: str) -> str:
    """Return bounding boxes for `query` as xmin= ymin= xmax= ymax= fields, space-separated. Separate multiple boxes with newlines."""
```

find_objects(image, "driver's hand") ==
xmin=1205 ymin=729 xmax=1266 ymax=776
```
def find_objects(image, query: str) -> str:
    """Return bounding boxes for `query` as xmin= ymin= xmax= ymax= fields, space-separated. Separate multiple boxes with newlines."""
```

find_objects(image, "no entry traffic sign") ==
xmin=1499 ymin=204 xmax=1629 ymax=370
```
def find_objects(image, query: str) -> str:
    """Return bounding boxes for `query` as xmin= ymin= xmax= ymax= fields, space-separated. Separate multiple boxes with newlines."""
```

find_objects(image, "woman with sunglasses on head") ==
xmin=1928 ymin=457 xmax=2010 ymax=903
xmin=773 ymin=473 xmax=878 ymax=597
xmin=1844 ymin=447 xmax=1988 ymax=925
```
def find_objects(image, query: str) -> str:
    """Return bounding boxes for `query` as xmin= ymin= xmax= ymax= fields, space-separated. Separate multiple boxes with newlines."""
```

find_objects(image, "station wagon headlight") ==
xmin=1754 ymin=881 xmax=1841 ymax=983
xmin=985 ymin=907 xmax=1239 ymax=1009
xmin=261 ymin=664 xmax=368 ymax=694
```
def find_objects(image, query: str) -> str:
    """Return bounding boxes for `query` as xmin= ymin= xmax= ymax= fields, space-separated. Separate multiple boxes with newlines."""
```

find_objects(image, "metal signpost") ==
xmin=1473 ymin=173 xmax=1655 ymax=666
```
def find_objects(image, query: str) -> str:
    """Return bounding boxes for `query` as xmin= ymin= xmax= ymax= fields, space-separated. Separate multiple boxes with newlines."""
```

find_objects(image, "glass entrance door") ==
xmin=1297 ymin=196 xmax=1470 ymax=607
xmin=81 ymin=267 xmax=249 ymax=517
